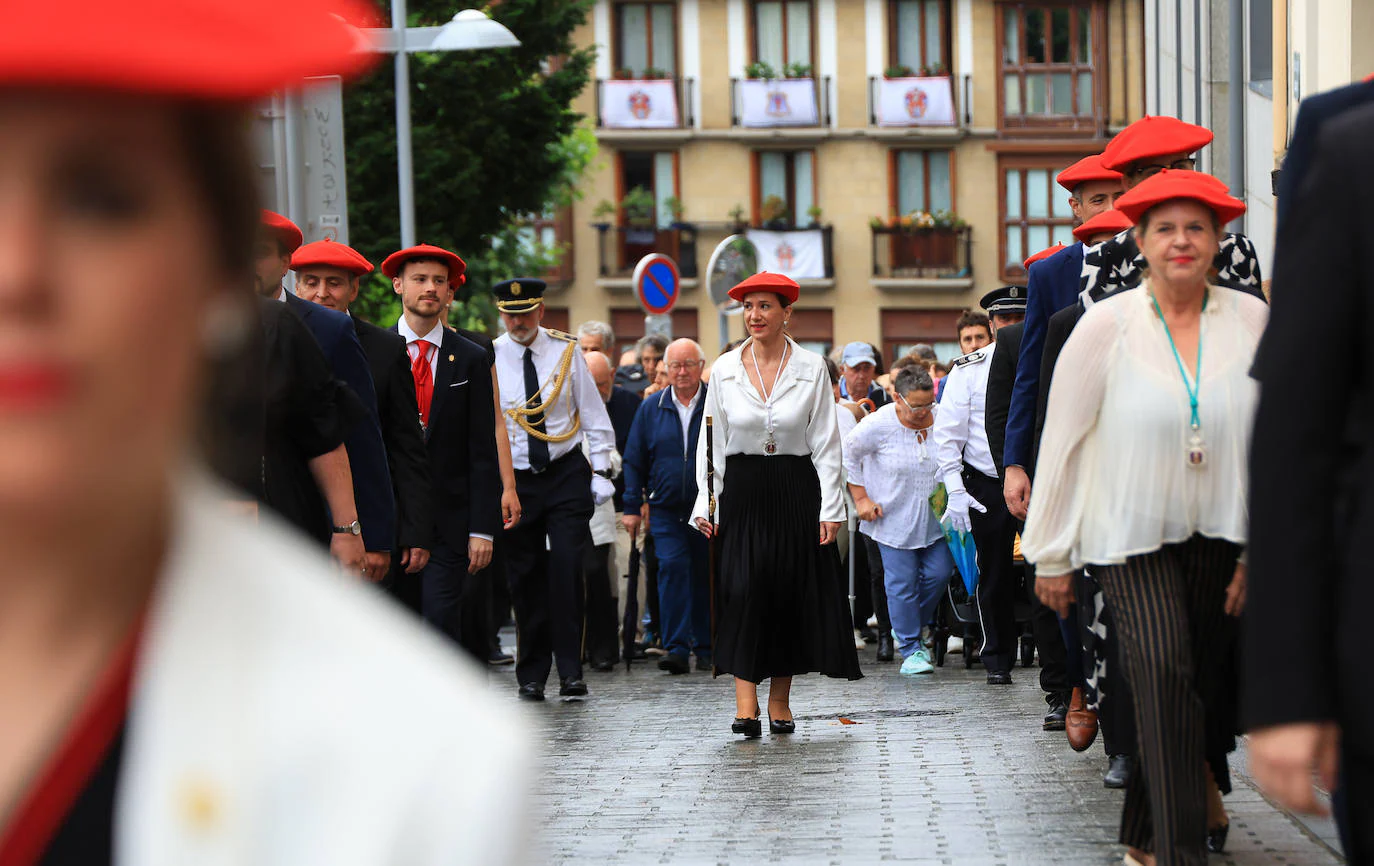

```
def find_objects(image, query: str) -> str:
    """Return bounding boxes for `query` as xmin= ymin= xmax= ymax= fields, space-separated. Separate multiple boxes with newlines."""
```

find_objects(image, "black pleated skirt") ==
xmin=714 ymin=454 xmax=863 ymax=682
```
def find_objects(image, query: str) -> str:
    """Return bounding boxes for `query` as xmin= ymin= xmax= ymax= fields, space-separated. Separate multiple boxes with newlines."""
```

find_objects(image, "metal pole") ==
xmin=392 ymin=0 xmax=417 ymax=249
xmin=718 ymin=309 xmax=729 ymax=354
xmin=1228 ymin=0 xmax=1245 ymax=233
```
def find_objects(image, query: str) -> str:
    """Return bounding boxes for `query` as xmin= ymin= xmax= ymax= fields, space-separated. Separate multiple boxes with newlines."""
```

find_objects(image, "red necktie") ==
xmin=410 ymin=340 xmax=433 ymax=427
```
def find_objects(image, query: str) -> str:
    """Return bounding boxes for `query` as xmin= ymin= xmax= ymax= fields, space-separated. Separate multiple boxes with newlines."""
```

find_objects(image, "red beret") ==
xmin=381 ymin=244 xmax=468 ymax=283
xmin=1057 ymin=155 xmax=1123 ymax=192
xmin=261 ymin=210 xmax=303 ymax=254
xmin=1072 ymin=209 xmax=1135 ymax=244
xmin=1113 ymin=169 xmax=1246 ymax=226
xmin=727 ymin=271 xmax=801 ymax=305
xmin=1100 ymin=116 xmax=1214 ymax=172
xmin=291 ymin=239 xmax=373 ymax=276
xmin=1023 ymin=244 xmax=1067 ymax=271
xmin=0 ymin=0 xmax=378 ymax=100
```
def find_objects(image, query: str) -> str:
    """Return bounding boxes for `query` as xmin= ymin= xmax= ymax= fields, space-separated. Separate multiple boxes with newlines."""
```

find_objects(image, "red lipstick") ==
xmin=0 ymin=363 xmax=73 ymax=411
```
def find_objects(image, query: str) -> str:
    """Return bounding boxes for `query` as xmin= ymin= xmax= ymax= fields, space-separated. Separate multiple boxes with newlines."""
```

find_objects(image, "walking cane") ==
xmin=706 ymin=415 xmax=718 ymax=679
xmin=622 ymin=536 xmax=641 ymax=673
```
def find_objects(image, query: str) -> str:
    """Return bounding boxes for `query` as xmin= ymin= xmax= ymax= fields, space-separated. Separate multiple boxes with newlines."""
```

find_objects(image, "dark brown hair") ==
xmin=955 ymin=309 xmax=991 ymax=337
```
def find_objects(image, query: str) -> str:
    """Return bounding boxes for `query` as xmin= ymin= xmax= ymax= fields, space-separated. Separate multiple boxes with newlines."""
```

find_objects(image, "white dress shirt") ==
xmin=1021 ymin=284 xmax=1267 ymax=576
xmin=396 ymin=316 xmax=444 ymax=378
xmin=493 ymin=327 xmax=616 ymax=472
xmin=692 ymin=338 xmax=846 ymax=525
xmin=932 ymin=340 xmax=999 ymax=495
xmin=843 ymin=403 xmax=944 ymax=550
xmin=673 ymin=384 xmax=703 ymax=445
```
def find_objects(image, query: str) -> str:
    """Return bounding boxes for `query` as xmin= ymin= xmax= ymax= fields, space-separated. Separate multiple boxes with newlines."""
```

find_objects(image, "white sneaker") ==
xmin=899 ymin=649 xmax=935 ymax=675
xmin=853 ymin=629 xmax=867 ymax=651
xmin=947 ymin=635 xmax=964 ymax=655
xmin=866 ymin=615 xmax=879 ymax=628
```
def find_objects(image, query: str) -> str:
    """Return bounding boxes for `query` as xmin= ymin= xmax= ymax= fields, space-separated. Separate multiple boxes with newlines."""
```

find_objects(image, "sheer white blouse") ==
xmin=691 ymin=337 xmax=846 ymax=526
xmin=1020 ymin=283 xmax=1268 ymax=576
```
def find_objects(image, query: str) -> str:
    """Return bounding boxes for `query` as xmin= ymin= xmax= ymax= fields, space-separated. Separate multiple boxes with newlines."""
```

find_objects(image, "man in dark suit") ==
xmin=255 ymin=213 xmax=395 ymax=580
xmin=381 ymin=244 xmax=502 ymax=665
xmin=1275 ymin=76 xmax=1374 ymax=232
xmin=1247 ymin=100 xmax=1374 ymax=859
xmin=289 ymin=239 xmax=435 ymax=609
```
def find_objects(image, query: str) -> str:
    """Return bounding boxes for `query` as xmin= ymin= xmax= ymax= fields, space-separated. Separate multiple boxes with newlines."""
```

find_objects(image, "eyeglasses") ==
xmin=666 ymin=361 xmax=703 ymax=372
xmin=1128 ymin=158 xmax=1197 ymax=180
xmin=898 ymin=394 xmax=936 ymax=414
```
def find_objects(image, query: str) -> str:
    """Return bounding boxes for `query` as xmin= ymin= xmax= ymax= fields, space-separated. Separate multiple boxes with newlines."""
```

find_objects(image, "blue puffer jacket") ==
xmin=622 ymin=383 xmax=707 ymax=514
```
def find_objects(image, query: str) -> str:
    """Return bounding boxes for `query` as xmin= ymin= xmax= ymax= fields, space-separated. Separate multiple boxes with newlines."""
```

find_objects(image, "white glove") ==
xmin=591 ymin=474 xmax=615 ymax=506
xmin=944 ymin=488 xmax=987 ymax=534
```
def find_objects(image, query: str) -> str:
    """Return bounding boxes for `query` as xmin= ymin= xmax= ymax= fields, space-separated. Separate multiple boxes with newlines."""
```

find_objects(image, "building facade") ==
xmin=536 ymin=0 xmax=1145 ymax=362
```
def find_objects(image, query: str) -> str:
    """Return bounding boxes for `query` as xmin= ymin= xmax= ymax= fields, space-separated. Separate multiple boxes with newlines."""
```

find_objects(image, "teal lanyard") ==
xmin=1150 ymin=291 xmax=1206 ymax=428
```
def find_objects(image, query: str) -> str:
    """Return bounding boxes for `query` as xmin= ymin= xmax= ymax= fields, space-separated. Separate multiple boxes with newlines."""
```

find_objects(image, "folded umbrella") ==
xmin=929 ymin=483 xmax=979 ymax=595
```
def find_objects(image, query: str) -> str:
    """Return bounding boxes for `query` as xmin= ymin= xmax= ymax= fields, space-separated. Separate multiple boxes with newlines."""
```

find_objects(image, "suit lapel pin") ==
xmin=448 ymin=354 xmax=455 ymax=362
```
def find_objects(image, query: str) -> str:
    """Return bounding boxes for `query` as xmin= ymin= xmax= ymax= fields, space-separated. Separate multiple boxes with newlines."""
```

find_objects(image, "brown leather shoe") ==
xmin=1066 ymin=687 xmax=1099 ymax=752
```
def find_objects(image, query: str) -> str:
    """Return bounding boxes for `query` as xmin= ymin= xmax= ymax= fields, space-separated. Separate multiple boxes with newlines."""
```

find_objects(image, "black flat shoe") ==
xmin=558 ymin=678 xmax=588 ymax=697
xmin=876 ymin=632 xmax=895 ymax=662
xmin=1206 ymin=822 xmax=1229 ymax=853
xmin=769 ymin=719 xmax=796 ymax=734
xmin=731 ymin=717 xmax=762 ymax=738
xmin=517 ymin=683 xmax=545 ymax=701
xmin=657 ymin=654 xmax=690 ymax=675
xmin=987 ymin=671 xmax=1013 ymax=685
xmin=1104 ymin=754 xmax=1132 ymax=789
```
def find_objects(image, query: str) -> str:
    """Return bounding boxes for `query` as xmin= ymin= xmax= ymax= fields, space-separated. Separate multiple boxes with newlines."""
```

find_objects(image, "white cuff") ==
xmin=470 ymin=533 xmax=494 ymax=542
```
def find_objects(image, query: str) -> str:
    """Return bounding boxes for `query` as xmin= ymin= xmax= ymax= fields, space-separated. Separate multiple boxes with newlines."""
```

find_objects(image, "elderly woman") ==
xmin=843 ymin=367 xmax=953 ymax=676
xmin=1022 ymin=171 xmax=1265 ymax=866
xmin=0 ymin=1 xmax=527 ymax=861
xmin=694 ymin=272 xmax=861 ymax=738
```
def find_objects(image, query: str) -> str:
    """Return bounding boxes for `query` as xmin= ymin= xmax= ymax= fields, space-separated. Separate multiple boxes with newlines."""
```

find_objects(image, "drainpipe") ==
xmin=1228 ymin=0 xmax=1245 ymax=233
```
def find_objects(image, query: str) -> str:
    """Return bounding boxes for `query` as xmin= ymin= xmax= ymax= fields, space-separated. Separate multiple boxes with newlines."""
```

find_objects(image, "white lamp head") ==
xmin=429 ymin=9 xmax=521 ymax=51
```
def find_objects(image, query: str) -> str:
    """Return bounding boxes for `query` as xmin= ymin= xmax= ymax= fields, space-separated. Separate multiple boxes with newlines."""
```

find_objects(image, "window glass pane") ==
xmin=928 ymin=151 xmax=952 ymax=213
xmin=622 ymin=152 xmax=655 ymax=192
xmin=1005 ymin=169 xmax=1022 ymax=220
xmin=1050 ymin=175 xmax=1071 ymax=218
xmin=1005 ymin=225 xmax=1023 ymax=272
xmin=1004 ymin=73 xmax=1022 ymax=114
xmin=897 ymin=151 xmax=928 ymax=214
xmin=619 ymin=4 xmax=649 ymax=74
xmin=787 ymin=1 xmax=812 ymax=68
xmin=794 ymin=151 xmax=815 ymax=218
xmin=653 ymin=152 xmax=676 ymax=228
xmin=924 ymin=0 xmax=943 ymax=69
xmin=651 ymin=5 xmax=677 ymax=74
xmin=1051 ymin=72 xmax=1072 ymax=114
xmin=1054 ymin=224 xmax=1077 ymax=246
xmin=896 ymin=1 xmax=921 ymax=72
xmin=1002 ymin=7 xmax=1019 ymax=64
xmin=1027 ymin=224 xmax=1050 ymax=256
xmin=1026 ymin=8 xmax=1045 ymax=63
xmin=1078 ymin=7 xmax=1092 ymax=63
xmin=755 ymin=2 xmax=785 ymax=69
xmin=540 ymin=226 xmax=557 ymax=248
xmin=1051 ymin=8 xmax=1070 ymax=63
xmin=759 ymin=152 xmax=788 ymax=204
xmin=1027 ymin=74 xmax=1047 ymax=114
xmin=1026 ymin=169 xmax=1050 ymax=218
xmin=1077 ymin=71 xmax=1094 ymax=115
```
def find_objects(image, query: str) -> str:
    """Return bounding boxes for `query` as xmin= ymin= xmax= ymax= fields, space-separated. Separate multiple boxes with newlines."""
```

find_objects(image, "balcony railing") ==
xmin=730 ymin=77 xmax=832 ymax=128
xmin=594 ymin=223 xmax=699 ymax=278
xmin=595 ymin=77 xmax=695 ymax=129
xmin=867 ymin=74 xmax=971 ymax=128
xmin=871 ymin=225 xmax=972 ymax=281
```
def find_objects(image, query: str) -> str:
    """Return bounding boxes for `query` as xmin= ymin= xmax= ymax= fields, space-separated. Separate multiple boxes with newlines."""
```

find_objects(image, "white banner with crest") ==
xmin=745 ymin=229 xmax=826 ymax=281
xmin=738 ymin=79 xmax=820 ymax=128
xmin=877 ymin=76 xmax=956 ymax=127
xmin=600 ymin=79 xmax=680 ymax=129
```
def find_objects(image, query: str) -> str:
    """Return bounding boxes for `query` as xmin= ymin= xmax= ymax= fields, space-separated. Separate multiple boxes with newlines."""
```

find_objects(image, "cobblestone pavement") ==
xmin=493 ymin=635 xmax=1344 ymax=865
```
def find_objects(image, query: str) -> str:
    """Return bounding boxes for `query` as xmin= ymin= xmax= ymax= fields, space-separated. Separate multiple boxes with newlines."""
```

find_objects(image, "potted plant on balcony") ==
xmin=642 ymin=67 xmax=669 ymax=80
xmin=783 ymin=62 xmax=813 ymax=80
xmin=728 ymin=204 xmax=747 ymax=233
xmin=928 ymin=209 xmax=965 ymax=265
xmin=805 ymin=205 xmax=823 ymax=228
xmin=880 ymin=209 xmax=964 ymax=271
xmin=612 ymin=67 xmax=636 ymax=81
xmin=621 ymin=186 xmax=657 ymax=229
xmin=744 ymin=61 xmax=777 ymax=81
xmin=884 ymin=65 xmax=915 ymax=79
xmin=759 ymin=195 xmax=791 ymax=230
xmin=663 ymin=196 xmax=688 ymax=229
xmin=591 ymin=199 xmax=616 ymax=230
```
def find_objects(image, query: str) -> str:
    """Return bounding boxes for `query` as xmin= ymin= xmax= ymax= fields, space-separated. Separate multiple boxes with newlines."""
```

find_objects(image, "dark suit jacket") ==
xmin=985 ymin=322 xmax=1022 ymax=477
xmin=353 ymin=314 xmax=433 ymax=550
xmin=1276 ymin=78 xmax=1374 ymax=232
xmin=1034 ymin=303 xmax=1083 ymax=459
xmin=285 ymin=292 xmax=395 ymax=551
xmin=605 ymin=385 xmax=641 ymax=511
xmin=1245 ymin=102 xmax=1374 ymax=741
xmin=416 ymin=327 xmax=502 ymax=551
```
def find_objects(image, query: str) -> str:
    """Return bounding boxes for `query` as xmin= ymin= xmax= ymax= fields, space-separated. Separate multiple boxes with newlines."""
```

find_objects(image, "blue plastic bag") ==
xmin=929 ymin=483 xmax=979 ymax=595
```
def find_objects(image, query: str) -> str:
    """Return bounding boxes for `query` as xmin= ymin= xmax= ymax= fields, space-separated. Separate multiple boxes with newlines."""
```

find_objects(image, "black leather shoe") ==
xmin=558 ymin=678 xmax=588 ymax=697
xmin=695 ymin=655 xmax=713 ymax=672
xmin=731 ymin=717 xmax=762 ymax=738
xmin=769 ymin=718 xmax=796 ymax=734
xmin=876 ymin=632 xmax=895 ymax=662
xmin=488 ymin=649 xmax=514 ymax=666
xmin=1104 ymin=754 xmax=1132 ymax=789
xmin=517 ymin=682 xmax=545 ymax=701
xmin=1042 ymin=694 xmax=1068 ymax=731
xmin=1206 ymin=822 xmax=1229 ymax=853
xmin=589 ymin=659 xmax=615 ymax=673
xmin=658 ymin=654 xmax=690 ymax=675
xmin=987 ymin=671 xmax=1013 ymax=685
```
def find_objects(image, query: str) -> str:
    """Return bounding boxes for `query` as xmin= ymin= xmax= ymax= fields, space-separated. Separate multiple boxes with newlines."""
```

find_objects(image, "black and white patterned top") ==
xmin=1079 ymin=227 xmax=1263 ymax=303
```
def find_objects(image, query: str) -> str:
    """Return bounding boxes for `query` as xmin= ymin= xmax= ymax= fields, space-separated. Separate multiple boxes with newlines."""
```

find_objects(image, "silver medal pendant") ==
xmin=764 ymin=436 xmax=777 ymax=455
xmin=1187 ymin=426 xmax=1206 ymax=469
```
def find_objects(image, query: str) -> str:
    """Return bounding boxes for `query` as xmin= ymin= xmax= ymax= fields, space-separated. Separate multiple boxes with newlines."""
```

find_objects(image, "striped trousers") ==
xmin=1096 ymin=535 xmax=1240 ymax=866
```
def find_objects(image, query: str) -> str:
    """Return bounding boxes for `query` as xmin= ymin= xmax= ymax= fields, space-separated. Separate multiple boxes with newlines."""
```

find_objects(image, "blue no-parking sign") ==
xmin=632 ymin=254 xmax=680 ymax=316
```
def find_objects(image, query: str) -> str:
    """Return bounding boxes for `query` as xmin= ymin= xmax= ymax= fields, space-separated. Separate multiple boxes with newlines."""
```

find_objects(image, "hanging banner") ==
xmin=738 ymin=79 xmax=820 ymax=128
xmin=877 ymin=76 xmax=956 ymax=127
xmin=745 ymin=229 xmax=826 ymax=281
xmin=601 ymin=79 xmax=680 ymax=129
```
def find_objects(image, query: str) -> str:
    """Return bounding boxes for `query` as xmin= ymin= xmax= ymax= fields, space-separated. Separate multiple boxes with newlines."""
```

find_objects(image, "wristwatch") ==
xmin=332 ymin=519 xmax=362 ymax=536
xmin=594 ymin=469 xmax=615 ymax=480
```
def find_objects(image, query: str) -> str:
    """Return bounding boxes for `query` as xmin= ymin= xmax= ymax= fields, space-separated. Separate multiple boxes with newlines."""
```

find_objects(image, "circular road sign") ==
xmin=632 ymin=254 xmax=680 ymax=316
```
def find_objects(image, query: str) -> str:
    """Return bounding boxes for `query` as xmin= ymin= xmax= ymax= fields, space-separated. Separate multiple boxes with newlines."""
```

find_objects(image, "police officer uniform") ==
xmin=492 ymin=279 xmax=617 ymax=701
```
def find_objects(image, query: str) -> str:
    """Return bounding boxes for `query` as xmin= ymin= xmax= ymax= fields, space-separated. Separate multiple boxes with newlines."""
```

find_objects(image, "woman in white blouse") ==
xmin=843 ymin=366 xmax=953 ymax=676
xmin=693 ymin=272 xmax=862 ymax=739
xmin=1021 ymin=171 xmax=1264 ymax=866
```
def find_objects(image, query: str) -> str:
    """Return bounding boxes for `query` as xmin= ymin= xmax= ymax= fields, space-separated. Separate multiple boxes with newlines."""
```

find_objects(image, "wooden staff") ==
xmin=706 ymin=415 xmax=718 ymax=679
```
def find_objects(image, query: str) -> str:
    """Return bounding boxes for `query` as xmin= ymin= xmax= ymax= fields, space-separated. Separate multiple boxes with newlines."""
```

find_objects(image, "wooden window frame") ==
xmin=995 ymin=0 xmax=1105 ymax=135
xmin=886 ymin=0 xmax=952 ymax=73
xmin=997 ymin=154 xmax=1079 ymax=282
xmin=887 ymin=147 xmax=958 ymax=216
xmin=611 ymin=1 xmax=680 ymax=76
xmin=531 ymin=206 xmax=574 ymax=283
xmin=750 ymin=148 xmax=817 ymax=227
xmin=748 ymin=0 xmax=817 ymax=73
xmin=614 ymin=149 xmax=682 ymax=271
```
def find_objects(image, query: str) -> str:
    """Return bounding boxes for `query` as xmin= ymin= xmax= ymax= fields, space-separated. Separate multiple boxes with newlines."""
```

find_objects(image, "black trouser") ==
xmin=507 ymin=451 xmax=594 ymax=686
xmin=420 ymin=541 xmax=491 ymax=667
xmin=860 ymin=532 xmax=891 ymax=636
xmin=488 ymin=538 xmax=513 ymax=654
xmin=582 ymin=541 xmax=619 ymax=665
xmin=383 ymin=546 xmax=423 ymax=616
xmin=964 ymin=468 xmax=1017 ymax=674
xmin=1082 ymin=569 xmax=1138 ymax=758
xmin=1339 ymin=745 xmax=1374 ymax=863
xmin=1027 ymin=564 xmax=1070 ymax=704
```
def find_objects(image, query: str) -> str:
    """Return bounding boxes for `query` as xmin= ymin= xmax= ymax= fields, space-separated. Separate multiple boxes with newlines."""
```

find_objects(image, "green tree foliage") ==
xmin=344 ymin=0 xmax=596 ymax=331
